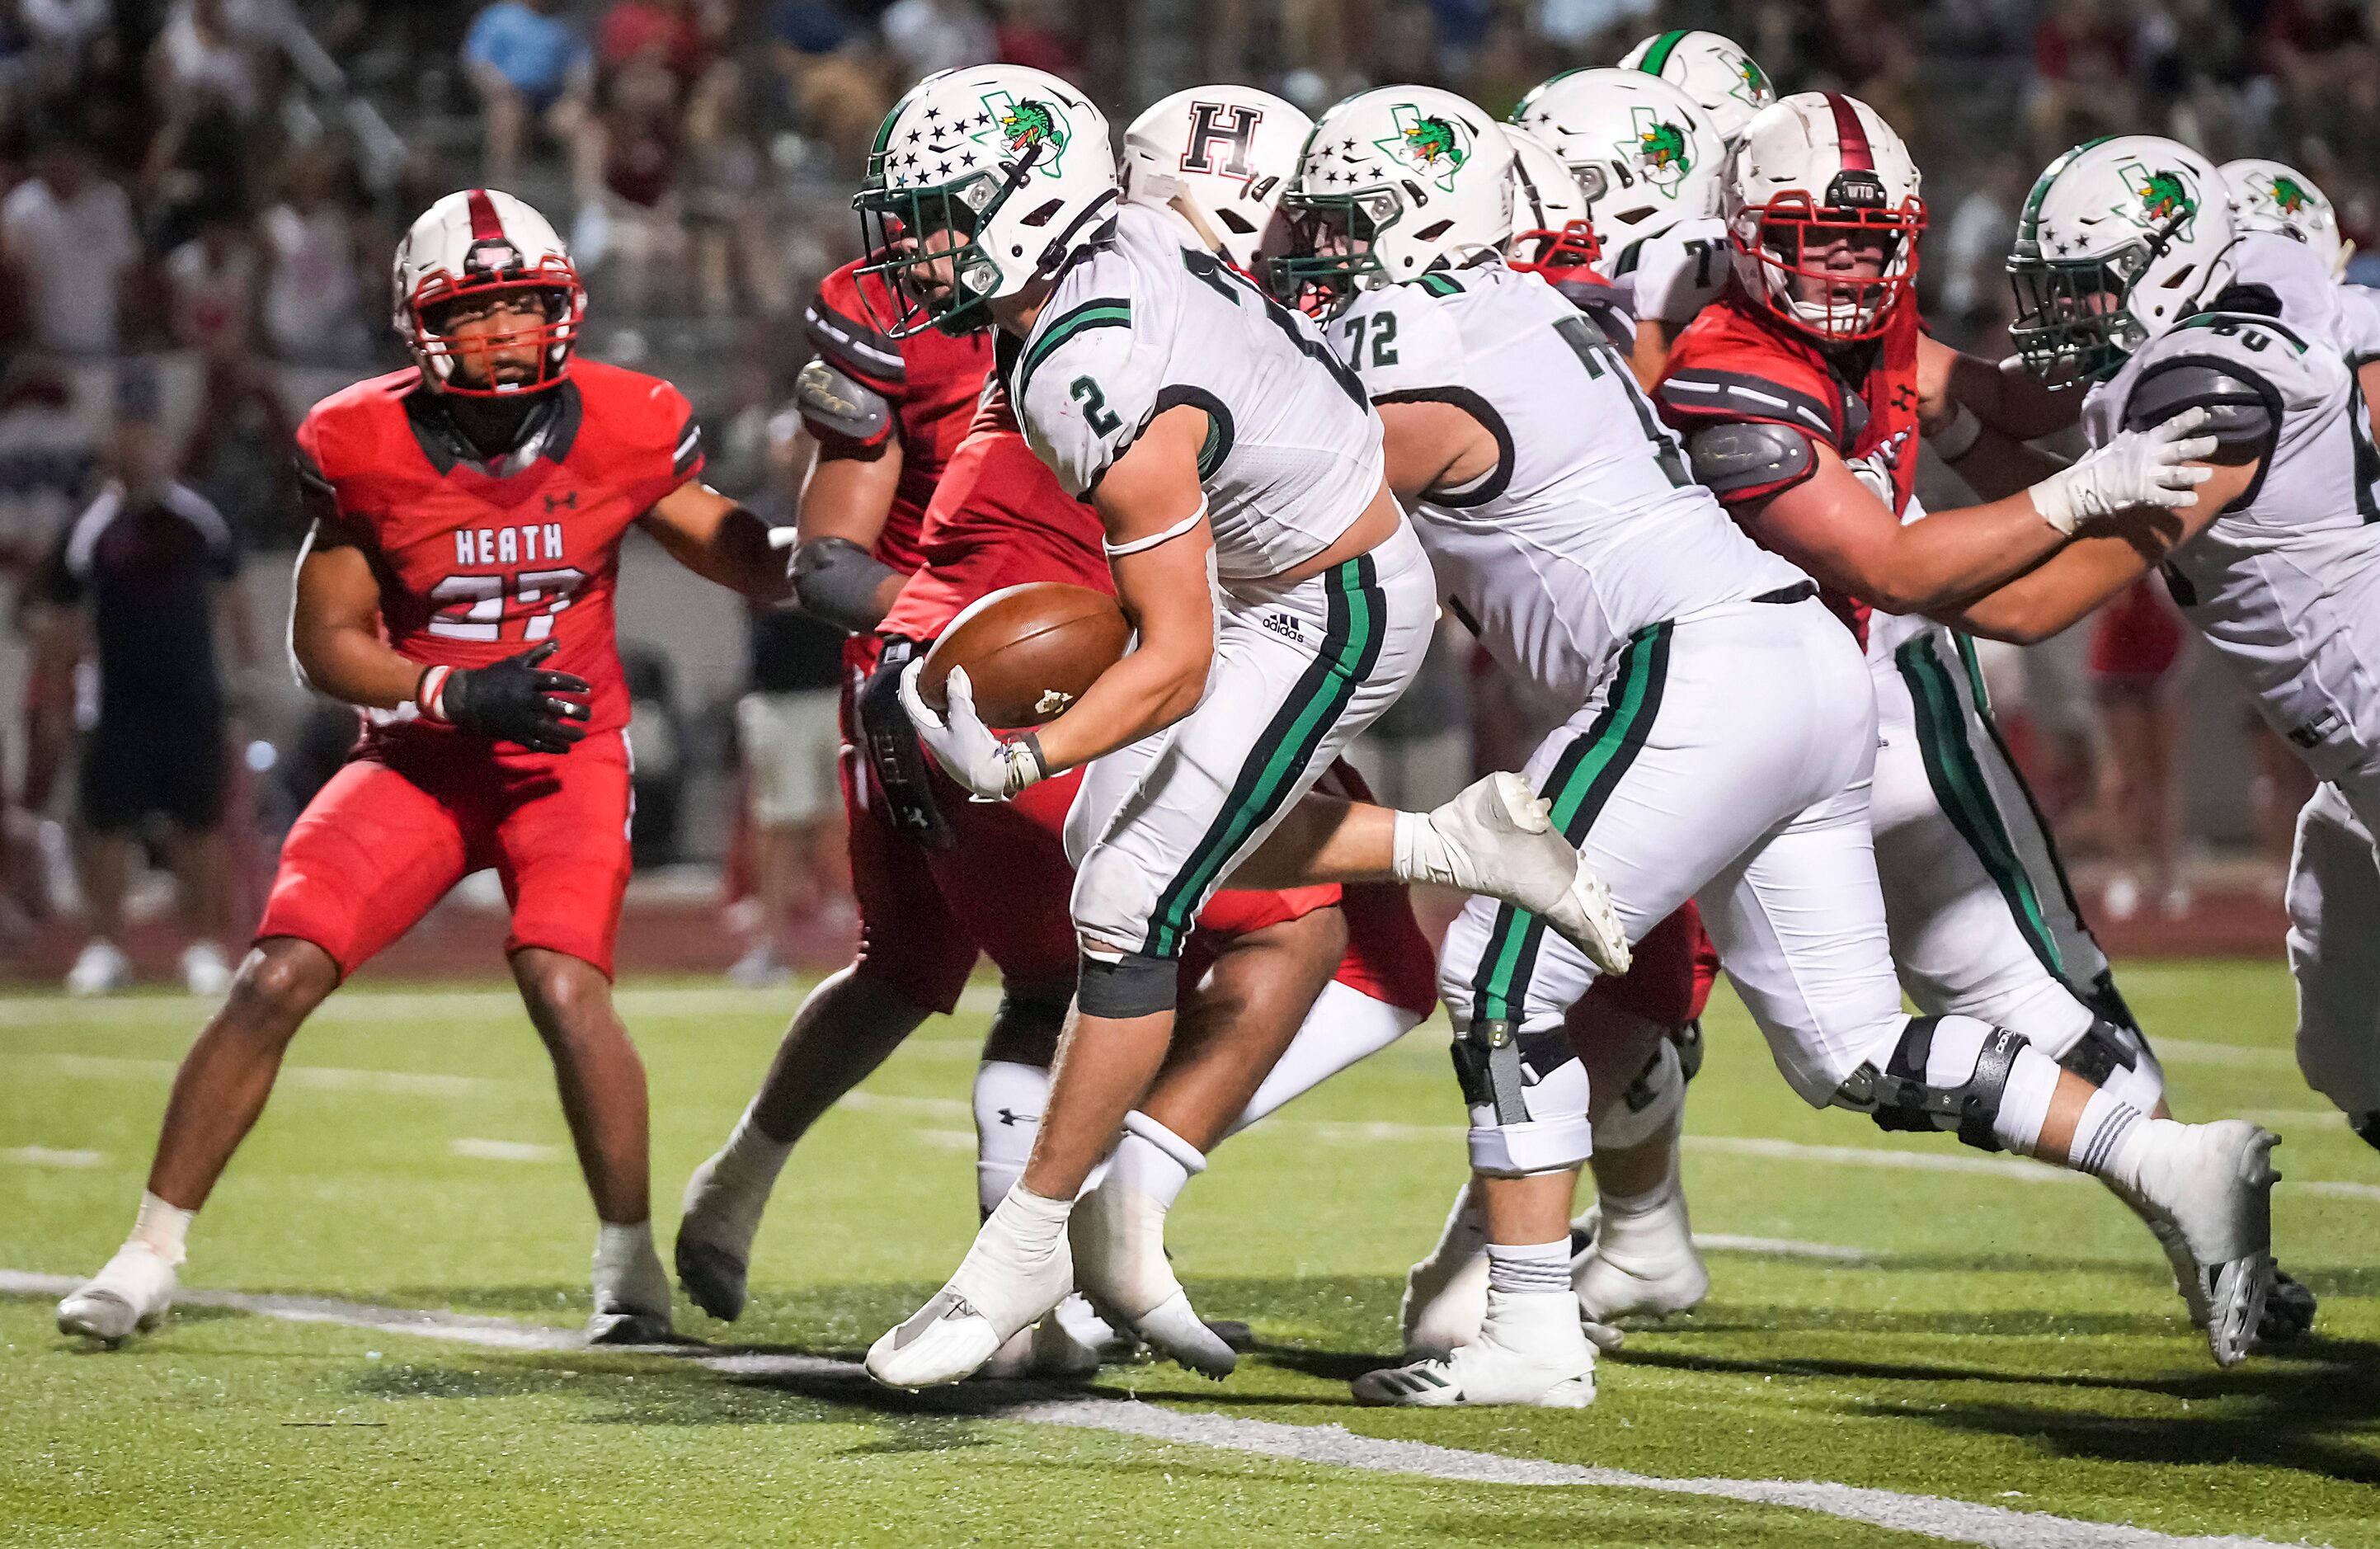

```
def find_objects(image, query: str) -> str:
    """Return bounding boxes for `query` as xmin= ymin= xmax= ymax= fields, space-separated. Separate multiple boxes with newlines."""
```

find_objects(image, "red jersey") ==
xmin=294 ymin=360 xmax=700 ymax=737
xmin=1656 ymin=289 xmax=1923 ymax=644
xmin=799 ymin=258 xmax=995 ymax=577
xmin=877 ymin=386 xmax=1112 ymax=642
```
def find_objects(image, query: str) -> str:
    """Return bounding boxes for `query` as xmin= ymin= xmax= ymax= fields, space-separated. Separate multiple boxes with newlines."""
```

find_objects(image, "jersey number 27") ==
xmin=426 ymin=568 xmax=590 ymax=641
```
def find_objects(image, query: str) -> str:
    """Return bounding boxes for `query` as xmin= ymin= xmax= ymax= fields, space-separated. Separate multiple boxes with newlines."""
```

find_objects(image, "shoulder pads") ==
xmin=1686 ymin=420 xmax=1816 ymax=500
xmin=2124 ymin=360 xmax=2278 ymax=450
xmin=793 ymin=357 xmax=892 ymax=445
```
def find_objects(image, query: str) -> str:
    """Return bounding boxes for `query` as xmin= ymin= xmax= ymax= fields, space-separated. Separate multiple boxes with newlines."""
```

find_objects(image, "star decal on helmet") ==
xmin=1374 ymin=105 xmax=1469 ymax=192
xmin=1621 ymin=107 xmax=1691 ymax=193
xmin=2118 ymin=160 xmax=2197 ymax=238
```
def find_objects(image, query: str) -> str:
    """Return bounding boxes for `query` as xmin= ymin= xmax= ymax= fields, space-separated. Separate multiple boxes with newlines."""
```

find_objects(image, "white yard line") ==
xmin=42 ymin=1053 xmax=492 ymax=1097
xmin=0 ymin=982 xmax=1002 ymax=1025
xmin=1693 ymin=1233 xmax=1878 ymax=1263
xmin=1684 ymin=1135 xmax=2075 ymax=1184
xmin=448 ymin=1138 xmax=566 ymax=1163
xmin=0 ymin=1270 xmax=2309 ymax=1549
xmin=0 ymin=1146 xmax=103 ymax=1168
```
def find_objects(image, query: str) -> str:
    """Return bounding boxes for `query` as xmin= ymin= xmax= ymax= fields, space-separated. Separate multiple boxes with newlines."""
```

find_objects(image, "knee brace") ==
xmin=1452 ymin=1017 xmax=1595 ymax=1177
xmin=1076 ymin=950 xmax=1178 ymax=1019
xmin=1840 ymin=1015 xmax=2030 ymax=1151
xmin=2056 ymin=1017 xmax=2166 ymax=1116
xmin=1595 ymin=1038 xmax=1685 ymax=1152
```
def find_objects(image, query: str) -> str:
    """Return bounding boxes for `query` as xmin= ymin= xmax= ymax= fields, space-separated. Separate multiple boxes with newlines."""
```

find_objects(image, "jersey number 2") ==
xmin=1070 ymin=375 xmax=1124 ymax=436
xmin=427 ymin=567 xmax=590 ymax=641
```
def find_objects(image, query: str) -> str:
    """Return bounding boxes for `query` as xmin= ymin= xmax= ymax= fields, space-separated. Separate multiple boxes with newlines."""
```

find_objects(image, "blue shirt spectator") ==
xmin=463 ymin=0 xmax=590 ymax=108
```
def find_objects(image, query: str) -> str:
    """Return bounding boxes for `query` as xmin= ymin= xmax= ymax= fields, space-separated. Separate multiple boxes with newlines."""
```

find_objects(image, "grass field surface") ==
xmin=2 ymin=961 xmax=2375 ymax=1547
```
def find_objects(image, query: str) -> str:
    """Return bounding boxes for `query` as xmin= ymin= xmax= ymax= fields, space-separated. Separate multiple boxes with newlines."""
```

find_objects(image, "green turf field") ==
xmin=3 ymin=960 xmax=2376 ymax=1547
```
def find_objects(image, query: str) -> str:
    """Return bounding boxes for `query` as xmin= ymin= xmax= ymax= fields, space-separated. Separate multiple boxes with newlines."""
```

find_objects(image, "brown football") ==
xmin=918 ymin=582 xmax=1131 ymax=727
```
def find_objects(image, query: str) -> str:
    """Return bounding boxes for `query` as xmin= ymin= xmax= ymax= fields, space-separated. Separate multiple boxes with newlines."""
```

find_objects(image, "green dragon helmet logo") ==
xmin=1623 ymin=107 xmax=1692 ymax=194
xmin=973 ymin=91 xmax=1070 ymax=177
xmin=1729 ymin=49 xmax=1771 ymax=105
xmin=2269 ymin=174 xmax=2311 ymax=214
xmin=2116 ymin=160 xmax=2196 ymax=240
xmin=1375 ymin=104 xmax=1470 ymax=192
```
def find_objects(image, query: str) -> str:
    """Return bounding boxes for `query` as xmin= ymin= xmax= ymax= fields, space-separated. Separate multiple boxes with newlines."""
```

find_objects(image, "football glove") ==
xmin=898 ymin=659 xmax=1046 ymax=801
xmin=431 ymin=641 xmax=591 ymax=754
xmin=2027 ymin=407 xmax=2216 ymax=535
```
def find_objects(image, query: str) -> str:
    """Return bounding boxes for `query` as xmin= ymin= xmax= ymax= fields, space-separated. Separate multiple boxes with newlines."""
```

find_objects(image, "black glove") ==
xmin=442 ymin=642 xmax=590 ymax=754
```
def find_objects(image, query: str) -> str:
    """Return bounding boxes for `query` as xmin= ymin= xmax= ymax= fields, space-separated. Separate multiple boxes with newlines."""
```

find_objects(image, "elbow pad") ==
xmin=791 ymin=536 xmax=900 ymax=634
xmin=1685 ymin=421 xmax=1816 ymax=502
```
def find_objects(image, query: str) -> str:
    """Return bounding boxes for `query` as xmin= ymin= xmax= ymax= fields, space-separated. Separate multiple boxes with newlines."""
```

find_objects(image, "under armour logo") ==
xmin=1182 ymin=101 xmax=1263 ymax=181
xmin=545 ymin=490 xmax=577 ymax=512
xmin=995 ymin=1107 xmax=1040 ymax=1128
xmin=1890 ymin=384 xmax=1916 ymax=411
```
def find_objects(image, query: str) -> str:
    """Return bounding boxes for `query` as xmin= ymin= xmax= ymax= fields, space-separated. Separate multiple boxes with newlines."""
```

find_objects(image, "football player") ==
xmin=1980 ymin=139 xmax=2380 ymax=1161
xmin=1640 ymin=96 xmax=2302 ymax=1356
xmin=680 ymin=83 xmax=1440 ymax=1378
xmin=1617 ymin=28 xmax=1778 ymax=148
xmin=858 ymin=64 xmax=1627 ymax=1390
xmin=56 ymin=191 xmax=796 ymax=1347
xmin=1269 ymin=87 xmax=2270 ymax=1407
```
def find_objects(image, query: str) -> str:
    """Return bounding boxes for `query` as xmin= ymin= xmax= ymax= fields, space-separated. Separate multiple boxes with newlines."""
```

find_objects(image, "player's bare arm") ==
xmin=1375 ymin=399 xmax=1498 ymax=505
xmin=637 ymin=478 xmax=793 ymax=603
xmin=788 ymin=440 xmax=906 ymax=632
xmin=1916 ymin=331 xmax=2078 ymax=441
xmin=1945 ymin=454 xmax=2251 ymax=643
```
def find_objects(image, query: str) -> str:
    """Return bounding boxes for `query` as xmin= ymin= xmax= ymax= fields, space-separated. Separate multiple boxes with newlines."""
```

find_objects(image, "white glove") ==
xmin=2027 ymin=407 xmax=2217 ymax=535
xmin=898 ymin=659 xmax=1047 ymax=801
xmin=1844 ymin=449 xmax=1897 ymax=507
xmin=1628 ymin=222 xmax=1729 ymax=327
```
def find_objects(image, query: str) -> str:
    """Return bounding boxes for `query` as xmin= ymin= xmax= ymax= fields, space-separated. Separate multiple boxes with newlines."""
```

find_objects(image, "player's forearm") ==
xmin=1926 ymin=341 xmax=2080 ymax=442
xmin=1032 ymin=643 xmax=1211 ymax=774
xmin=1937 ymin=424 xmax=2068 ymax=505
xmin=659 ymin=502 xmax=794 ymax=603
xmin=291 ymin=621 xmax=430 ymax=711
xmin=1849 ymin=503 xmax=2067 ymax=615
xmin=1936 ymin=534 xmax=2159 ymax=644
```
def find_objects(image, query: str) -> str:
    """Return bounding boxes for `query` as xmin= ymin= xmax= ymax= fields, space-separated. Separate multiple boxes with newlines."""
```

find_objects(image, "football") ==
xmin=918 ymin=581 xmax=1131 ymax=727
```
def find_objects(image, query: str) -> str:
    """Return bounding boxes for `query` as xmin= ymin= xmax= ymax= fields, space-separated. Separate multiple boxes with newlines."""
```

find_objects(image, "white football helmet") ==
xmin=1509 ymin=68 xmax=1723 ymax=275
xmin=1618 ymin=29 xmax=1776 ymax=146
xmin=2008 ymin=135 xmax=2236 ymax=386
xmin=1272 ymin=85 xmax=1514 ymax=316
xmin=1122 ymin=85 xmax=1314 ymax=274
xmin=854 ymin=64 xmax=1117 ymax=337
xmin=2222 ymin=157 xmax=2349 ymax=278
xmin=393 ymin=188 xmax=585 ymax=396
xmin=1726 ymin=92 xmax=1926 ymax=341
xmin=1503 ymin=125 xmax=1599 ymax=273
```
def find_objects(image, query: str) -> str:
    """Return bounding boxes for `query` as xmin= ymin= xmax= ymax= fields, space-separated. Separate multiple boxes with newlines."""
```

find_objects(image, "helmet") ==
xmin=1122 ymin=85 xmax=1314 ymax=274
xmin=1618 ymin=29 xmax=1776 ymax=146
xmin=1726 ymin=92 xmax=1926 ymax=342
xmin=1509 ymin=68 xmax=1723 ymax=274
xmin=1503 ymin=125 xmax=1599 ymax=273
xmin=2008 ymin=135 xmax=2235 ymax=386
xmin=393 ymin=188 xmax=585 ymax=397
xmin=2222 ymin=157 xmax=2349 ymax=279
xmin=854 ymin=64 xmax=1117 ymax=338
xmin=1269 ymin=86 xmax=1514 ymax=317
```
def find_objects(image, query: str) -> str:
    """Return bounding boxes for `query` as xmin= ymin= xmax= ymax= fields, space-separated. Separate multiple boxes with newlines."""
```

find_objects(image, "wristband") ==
xmin=1931 ymin=400 xmax=1983 ymax=462
xmin=416 ymin=665 xmax=453 ymax=723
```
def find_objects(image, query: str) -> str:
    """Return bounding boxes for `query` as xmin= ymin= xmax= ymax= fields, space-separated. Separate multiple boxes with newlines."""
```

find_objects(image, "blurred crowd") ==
xmin=0 ymin=0 xmax=2363 ymax=981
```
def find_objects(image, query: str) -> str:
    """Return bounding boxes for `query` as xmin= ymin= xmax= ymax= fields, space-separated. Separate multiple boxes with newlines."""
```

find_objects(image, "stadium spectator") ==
xmin=259 ymin=144 xmax=369 ymax=367
xmin=597 ymin=0 xmax=727 ymax=87
xmin=2088 ymin=577 xmax=2194 ymax=921
xmin=463 ymin=0 xmax=595 ymax=187
xmin=0 ymin=124 xmax=141 ymax=358
xmin=685 ymin=62 xmax=794 ymax=319
xmin=766 ymin=0 xmax=889 ymax=172
xmin=147 ymin=0 xmax=281 ymax=125
xmin=36 ymin=374 xmax=261 ymax=996
xmin=574 ymin=48 xmax=685 ymax=313
xmin=2027 ymin=0 xmax=2144 ymax=158
xmin=730 ymin=603 xmax=849 ymax=985
xmin=995 ymin=0 xmax=1084 ymax=81
xmin=881 ymin=0 xmax=997 ymax=82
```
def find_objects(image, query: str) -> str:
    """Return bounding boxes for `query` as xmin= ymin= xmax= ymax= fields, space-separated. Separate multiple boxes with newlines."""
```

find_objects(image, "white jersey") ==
xmin=1328 ymin=261 xmax=1805 ymax=706
xmin=2337 ymin=284 xmax=2380 ymax=363
xmin=1006 ymin=203 xmax=1385 ymax=582
xmin=2083 ymin=233 xmax=2380 ymax=770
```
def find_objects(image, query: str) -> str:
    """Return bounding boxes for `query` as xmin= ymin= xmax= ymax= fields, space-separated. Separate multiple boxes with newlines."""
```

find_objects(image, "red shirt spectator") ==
xmin=597 ymin=0 xmax=714 ymax=82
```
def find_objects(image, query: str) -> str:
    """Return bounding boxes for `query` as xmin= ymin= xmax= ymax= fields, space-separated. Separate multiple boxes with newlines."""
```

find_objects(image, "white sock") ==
xmin=1111 ymin=1111 xmax=1205 ymax=1212
xmin=1919 ymin=1017 xmax=2066 ymax=1157
xmin=710 ymin=1103 xmax=795 ymax=1195
xmin=1484 ymin=1239 xmax=1572 ymax=1297
xmin=593 ymin=1219 xmax=670 ymax=1313
xmin=1226 ymin=984 xmax=1423 ymax=1137
xmin=129 ymin=1191 xmax=194 ymax=1264
xmin=2067 ymin=1091 xmax=2152 ymax=1183
xmin=973 ymin=1061 xmax=1048 ymax=1217
xmin=1596 ymin=1175 xmax=1674 ymax=1220
xmin=985 ymin=1182 xmax=1072 ymax=1261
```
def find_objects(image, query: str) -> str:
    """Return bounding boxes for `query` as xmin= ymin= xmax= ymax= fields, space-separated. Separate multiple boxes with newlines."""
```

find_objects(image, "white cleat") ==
xmin=66 ymin=939 xmax=132 ymax=997
xmin=180 ymin=941 xmax=232 ymax=998
xmin=2120 ymin=1119 xmax=2279 ymax=1368
xmin=588 ymin=1227 xmax=675 ymax=1345
xmin=1423 ymin=774 xmax=1630 ymax=974
xmin=1070 ymin=1174 xmax=1235 ymax=1377
xmin=1572 ymin=1190 xmax=1709 ymax=1322
xmin=980 ymin=1293 xmax=1110 ymax=1381
xmin=1354 ymin=1289 xmax=1597 ymax=1409
xmin=675 ymin=1151 xmax=769 ymax=1322
xmin=1399 ymin=1180 xmax=1488 ymax=1359
xmin=868 ymin=1200 xmax=1074 ymax=1389
xmin=57 ymin=1241 xmax=181 ymax=1344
